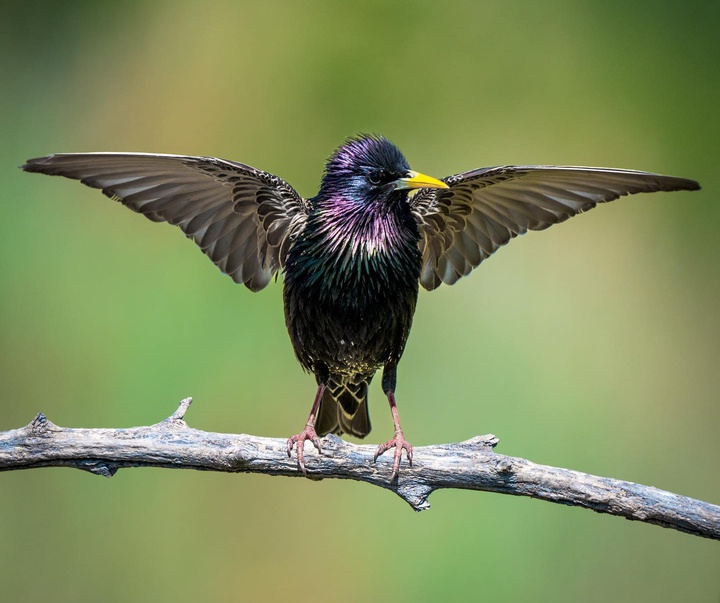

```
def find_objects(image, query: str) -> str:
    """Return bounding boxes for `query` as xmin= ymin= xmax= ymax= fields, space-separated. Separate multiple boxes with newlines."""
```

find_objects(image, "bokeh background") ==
xmin=1 ymin=1 xmax=718 ymax=601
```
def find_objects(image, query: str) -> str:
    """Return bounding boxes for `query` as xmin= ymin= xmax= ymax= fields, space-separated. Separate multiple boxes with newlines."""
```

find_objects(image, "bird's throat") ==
xmin=319 ymin=201 xmax=417 ymax=264
xmin=287 ymin=200 xmax=421 ymax=297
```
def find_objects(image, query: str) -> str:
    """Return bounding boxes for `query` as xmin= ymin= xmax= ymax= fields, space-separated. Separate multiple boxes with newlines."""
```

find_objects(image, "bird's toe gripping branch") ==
xmin=286 ymin=425 xmax=322 ymax=474
xmin=287 ymin=384 xmax=325 ymax=473
xmin=374 ymin=431 xmax=413 ymax=482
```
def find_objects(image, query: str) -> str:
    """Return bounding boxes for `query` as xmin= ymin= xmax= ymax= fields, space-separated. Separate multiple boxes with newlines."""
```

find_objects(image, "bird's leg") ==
xmin=287 ymin=383 xmax=325 ymax=474
xmin=374 ymin=367 xmax=413 ymax=482
xmin=373 ymin=391 xmax=413 ymax=481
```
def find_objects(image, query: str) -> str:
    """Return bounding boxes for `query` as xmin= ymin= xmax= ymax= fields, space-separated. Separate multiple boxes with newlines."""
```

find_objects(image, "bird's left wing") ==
xmin=410 ymin=165 xmax=700 ymax=290
xmin=22 ymin=153 xmax=310 ymax=291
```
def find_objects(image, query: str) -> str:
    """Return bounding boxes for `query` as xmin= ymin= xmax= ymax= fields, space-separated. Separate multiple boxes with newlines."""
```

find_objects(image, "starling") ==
xmin=22 ymin=134 xmax=700 ymax=480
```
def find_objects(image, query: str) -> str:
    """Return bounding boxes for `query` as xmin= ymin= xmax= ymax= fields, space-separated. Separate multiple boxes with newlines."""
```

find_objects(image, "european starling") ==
xmin=22 ymin=135 xmax=700 ymax=480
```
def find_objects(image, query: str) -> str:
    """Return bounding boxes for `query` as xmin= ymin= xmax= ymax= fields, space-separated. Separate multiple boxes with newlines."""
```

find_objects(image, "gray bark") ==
xmin=1 ymin=397 xmax=718 ymax=540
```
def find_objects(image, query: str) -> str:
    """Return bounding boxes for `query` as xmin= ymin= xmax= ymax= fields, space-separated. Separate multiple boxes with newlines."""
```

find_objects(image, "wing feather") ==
xmin=412 ymin=165 xmax=699 ymax=290
xmin=22 ymin=152 xmax=310 ymax=291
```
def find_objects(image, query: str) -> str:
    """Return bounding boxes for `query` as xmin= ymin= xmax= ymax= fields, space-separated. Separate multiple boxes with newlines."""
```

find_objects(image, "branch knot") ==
xmin=28 ymin=413 xmax=57 ymax=434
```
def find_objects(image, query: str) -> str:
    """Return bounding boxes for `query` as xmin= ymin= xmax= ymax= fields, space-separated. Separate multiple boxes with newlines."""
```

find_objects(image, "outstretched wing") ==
xmin=411 ymin=165 xmax=700 ymax=290
xmin=22 ymin=153 xmax=310 ymax=291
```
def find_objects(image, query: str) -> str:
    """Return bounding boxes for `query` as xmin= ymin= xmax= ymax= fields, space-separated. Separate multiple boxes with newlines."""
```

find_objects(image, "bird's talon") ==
xmin=374 ymin=432 xmax=413 ymax=480
xmin=287 ymin=425 xmax=321 ymax=473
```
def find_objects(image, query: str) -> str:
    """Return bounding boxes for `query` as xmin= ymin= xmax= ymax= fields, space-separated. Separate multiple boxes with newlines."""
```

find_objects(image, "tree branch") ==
xmin=2 ymin=398 xmax=718 ymax=540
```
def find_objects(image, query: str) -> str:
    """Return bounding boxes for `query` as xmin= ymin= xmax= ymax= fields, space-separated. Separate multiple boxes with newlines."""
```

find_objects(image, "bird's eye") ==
xmin=367 ymin=171 xmax=385 ymax=186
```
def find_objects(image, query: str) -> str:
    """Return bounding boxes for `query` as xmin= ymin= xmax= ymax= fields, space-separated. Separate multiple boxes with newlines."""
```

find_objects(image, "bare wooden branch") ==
xmin=2 ymin=398 xmax=718 ymax=540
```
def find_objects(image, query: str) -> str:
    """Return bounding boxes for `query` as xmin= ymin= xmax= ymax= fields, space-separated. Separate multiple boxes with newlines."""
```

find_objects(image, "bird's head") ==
xmin=317 ymin=134 xmax=448 ymax=208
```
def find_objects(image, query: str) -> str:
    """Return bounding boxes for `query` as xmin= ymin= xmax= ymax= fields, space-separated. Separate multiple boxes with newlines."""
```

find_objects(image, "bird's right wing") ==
xmin=22 ymin=153 xmax=310 ymax=291
xmin=410 ymin=165 xmax=700 ymax=290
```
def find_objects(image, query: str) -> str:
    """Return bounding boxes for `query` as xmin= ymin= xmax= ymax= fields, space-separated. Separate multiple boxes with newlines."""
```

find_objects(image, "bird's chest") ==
xmin=283 ymin=213 xmax=421 ymax=372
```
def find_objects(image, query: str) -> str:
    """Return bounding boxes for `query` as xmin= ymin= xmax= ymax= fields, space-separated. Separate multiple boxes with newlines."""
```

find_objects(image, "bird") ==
xmin=22 ymin=134 xmax=700 ymax=481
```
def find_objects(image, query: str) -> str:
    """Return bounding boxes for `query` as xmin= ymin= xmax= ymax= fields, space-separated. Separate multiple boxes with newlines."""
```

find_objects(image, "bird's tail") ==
xmin=315 ymin=376 xmax=372 ymax=438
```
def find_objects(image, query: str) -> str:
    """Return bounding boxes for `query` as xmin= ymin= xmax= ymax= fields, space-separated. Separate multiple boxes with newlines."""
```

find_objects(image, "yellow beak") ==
xmin=394 ymin=170 xmax=449 ymax=190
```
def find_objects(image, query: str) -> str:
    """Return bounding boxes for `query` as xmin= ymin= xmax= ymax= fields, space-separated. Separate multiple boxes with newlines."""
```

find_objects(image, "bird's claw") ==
xmin=287 ymin=425 xmax=322 ymax=474
xmin=374 ymin=431 xmax=413 ymax=482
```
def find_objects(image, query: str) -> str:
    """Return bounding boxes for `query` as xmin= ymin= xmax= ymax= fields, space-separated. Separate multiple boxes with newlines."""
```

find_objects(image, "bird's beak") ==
xmin=394 ymin=170 xmax=449 ymax=191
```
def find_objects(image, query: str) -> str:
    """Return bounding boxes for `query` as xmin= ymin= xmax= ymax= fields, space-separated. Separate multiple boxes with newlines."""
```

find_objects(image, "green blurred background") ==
xmin=1 ymin=1 xmax=718 ymax=601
